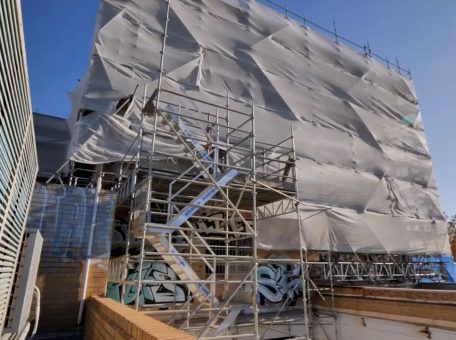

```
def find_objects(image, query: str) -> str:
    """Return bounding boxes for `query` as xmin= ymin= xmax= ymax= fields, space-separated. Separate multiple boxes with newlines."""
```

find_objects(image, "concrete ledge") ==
xmin=314 ymin=286 xmax=456 ymax=330
xmin=84 ymin=297 xmax=195 ymax=340
xmin=332 ymin=286 xmax=456 ymax=304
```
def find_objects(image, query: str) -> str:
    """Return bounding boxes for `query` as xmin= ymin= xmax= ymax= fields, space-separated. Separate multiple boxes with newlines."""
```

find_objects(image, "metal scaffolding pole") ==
xmin=291 ymin=126 xmax=311 ymax=340
xmin=250 ymin=101 xmax=259 ymax=340
xmin=77 ymin=168 xmax=103 ymax=324
xmin=134 ymin=83 xmax=150 ymax=310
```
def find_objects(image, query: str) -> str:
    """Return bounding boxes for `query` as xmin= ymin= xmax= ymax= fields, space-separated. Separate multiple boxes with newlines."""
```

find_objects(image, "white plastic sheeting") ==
xmin=67 ymin=0 xmax=450 ymax=254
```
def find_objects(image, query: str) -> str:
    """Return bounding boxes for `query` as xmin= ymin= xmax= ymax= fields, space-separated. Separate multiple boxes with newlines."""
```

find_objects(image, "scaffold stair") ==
xmin=143 ymin=234 xmax=214 ymax=304
xmin=136 ymin=100 xmax=248 ymax=306
xmin=148 ymin=168 xmax=238 ymax=232
xmin=205 ymin=304 xmax=245 ymax=338
xmin=162 ymin=111 xmax=216 ymax=178
xmin=143 ymin=168 xmax=239 ymax=304
xmin=119 ymin=107 xmax=218 ymax=203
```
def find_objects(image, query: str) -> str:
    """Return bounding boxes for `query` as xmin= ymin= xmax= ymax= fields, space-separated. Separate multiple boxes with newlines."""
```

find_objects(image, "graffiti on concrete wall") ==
xmin=195 ymin=212 xmax=247 ymax=233
xmin=112 ymin=222 xmax=129 ymax=243
xmin=110 ymin=212 xmax=249 ymax=258
xmin=110 ymin=222 xmax=132 ymax=257
xmin=107 ymin=262 xmax=189 ymax=305
xmin=257 ymin=261 xmax=302 ymax=305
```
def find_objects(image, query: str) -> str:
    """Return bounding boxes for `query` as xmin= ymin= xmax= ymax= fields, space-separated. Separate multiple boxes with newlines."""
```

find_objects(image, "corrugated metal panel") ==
xmin=0 ymin=0 xmax=38 ymax=333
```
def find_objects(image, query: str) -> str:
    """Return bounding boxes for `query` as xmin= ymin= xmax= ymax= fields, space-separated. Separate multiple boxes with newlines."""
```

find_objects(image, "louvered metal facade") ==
xmin=0 ymin=0 xmax=38 ymax=332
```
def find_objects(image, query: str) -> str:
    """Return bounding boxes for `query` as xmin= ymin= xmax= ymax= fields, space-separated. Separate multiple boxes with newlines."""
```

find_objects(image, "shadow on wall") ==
xmin=27 ymin=183 xmax=116 ymax=333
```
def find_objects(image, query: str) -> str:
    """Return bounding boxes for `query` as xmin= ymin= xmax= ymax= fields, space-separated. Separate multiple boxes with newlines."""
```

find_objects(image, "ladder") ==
xmin=205 ymin=304 xmax=244 ymax=338
xmin=147 ymin=168 xmax=238 ymax=233
xmin=120 ymin=103 xmax=217 ymax=203
xmin=143 ymin=234 xmax=212 ymax=303
xmin=144 ymin=169 xmax=239 ymax=304
xmin=162 ymin=111 xmax=216 ymax=178
xmin=197 ymin=266 xmax=257 ymax=339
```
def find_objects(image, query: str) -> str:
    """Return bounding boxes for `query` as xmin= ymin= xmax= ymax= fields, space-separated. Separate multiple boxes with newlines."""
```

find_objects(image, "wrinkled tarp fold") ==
xmin=68 ymin=0 xmax=450 ymax=255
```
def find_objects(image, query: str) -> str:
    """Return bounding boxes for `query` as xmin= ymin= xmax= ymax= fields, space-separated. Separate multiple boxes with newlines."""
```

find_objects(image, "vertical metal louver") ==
xmin=0 ymin=0 xmax=38 ymax=333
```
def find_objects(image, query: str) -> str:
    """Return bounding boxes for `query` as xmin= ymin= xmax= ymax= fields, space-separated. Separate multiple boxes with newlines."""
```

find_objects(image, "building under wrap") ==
xmin=67 ymin=0 xmax=450 ymax=255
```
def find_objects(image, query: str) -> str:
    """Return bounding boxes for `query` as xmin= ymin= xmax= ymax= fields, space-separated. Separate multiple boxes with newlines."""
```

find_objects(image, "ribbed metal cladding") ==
xmin=0 ymin=0 xmax=38 ymax=333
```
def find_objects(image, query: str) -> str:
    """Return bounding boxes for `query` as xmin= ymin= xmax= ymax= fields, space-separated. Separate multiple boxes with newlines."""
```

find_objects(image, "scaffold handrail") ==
xmin=261 ymin=0 xmax=411 ymax=77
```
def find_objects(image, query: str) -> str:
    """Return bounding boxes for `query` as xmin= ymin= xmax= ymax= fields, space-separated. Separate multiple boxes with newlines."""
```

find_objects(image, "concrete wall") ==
xmin=84 ymin=297 xmax=195 ymax=340
xmin=314 ymin=312 xmax=456 ymax=340
xmin=313 ymin=286 xmax=456 ymax=340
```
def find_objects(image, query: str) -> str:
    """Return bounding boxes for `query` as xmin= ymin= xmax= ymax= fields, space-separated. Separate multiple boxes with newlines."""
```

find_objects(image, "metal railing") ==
xmin=260 ymin=0 xmax=412 ymax=78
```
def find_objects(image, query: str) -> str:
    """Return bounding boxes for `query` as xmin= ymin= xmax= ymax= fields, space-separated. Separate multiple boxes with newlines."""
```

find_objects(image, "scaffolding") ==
xmin=105 ymin=78 xmax=320 ymax=338
xmin=42 ymin=1 xmax=448 ymax=338
xmin=106 ymin=2 xmax=316 ymax=337
xmin=41 ymin=147 xmax=446 ymax=339
xmin=103 ymin=52 xmax=445 ymax=340
xmin=104 ymin=84 xmax=446 ymax=339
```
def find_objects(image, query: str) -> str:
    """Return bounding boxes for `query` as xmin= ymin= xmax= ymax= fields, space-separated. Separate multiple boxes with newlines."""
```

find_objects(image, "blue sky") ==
xmin=22 ymin=0 xmax=456 ymax=216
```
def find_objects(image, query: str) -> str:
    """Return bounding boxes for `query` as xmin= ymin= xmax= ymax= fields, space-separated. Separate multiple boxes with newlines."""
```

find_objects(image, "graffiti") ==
xmin=107 ymin=262 xmax=189 ymax=305
xmin=112 ymin=222 xmax=129 ymax=243
xmin=110 ymin=222 xmax=133 ymax=257
xmin=195 ymin=212 xmax=248 ymax=234
xmin=257 ymin=261 xmax=302 ymax=306
xmin=107 ymin=212 xmax=251 ymax=305
xmin=110 ymin=212 xmax=248 ymax=256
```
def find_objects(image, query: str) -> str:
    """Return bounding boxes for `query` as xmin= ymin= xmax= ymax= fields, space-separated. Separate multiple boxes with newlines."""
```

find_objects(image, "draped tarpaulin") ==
xmin=67 ymin=0 xmax=450 ymax=254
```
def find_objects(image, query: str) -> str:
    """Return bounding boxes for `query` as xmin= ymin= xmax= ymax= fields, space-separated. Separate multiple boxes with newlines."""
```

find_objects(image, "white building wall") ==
xmin=314 ymin=312 xmax=456 ymax=340
xmin=0 ymin=0 xmax=38 ymax=333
